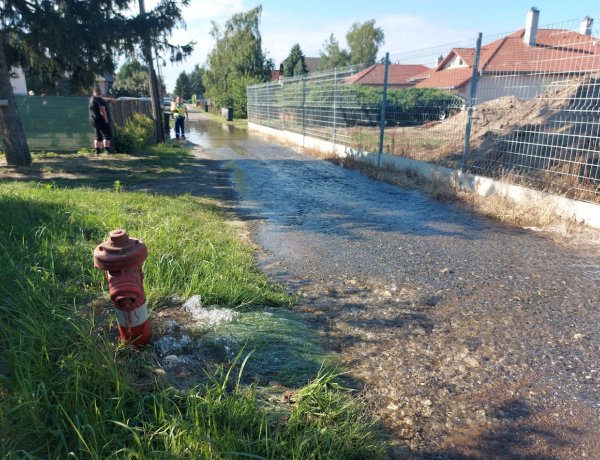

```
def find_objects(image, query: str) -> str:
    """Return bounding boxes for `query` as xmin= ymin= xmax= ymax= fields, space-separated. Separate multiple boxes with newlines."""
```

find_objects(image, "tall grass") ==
xmin=0 ymin=180 xmax=386 ymax=458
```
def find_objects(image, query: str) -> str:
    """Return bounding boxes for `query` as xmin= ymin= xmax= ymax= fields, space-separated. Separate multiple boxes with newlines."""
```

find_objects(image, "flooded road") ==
xmin=183 ymin=117 xmax=600 ymax=458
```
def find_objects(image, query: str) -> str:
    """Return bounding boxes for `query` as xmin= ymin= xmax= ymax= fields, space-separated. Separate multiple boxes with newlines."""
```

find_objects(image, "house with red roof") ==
xmin=410 ymin=8 xmax=599 ymax=104
xmin=345 ymin=63 xmax=430 ymax=89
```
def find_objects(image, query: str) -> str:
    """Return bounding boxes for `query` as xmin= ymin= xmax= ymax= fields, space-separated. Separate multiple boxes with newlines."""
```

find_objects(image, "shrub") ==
xmin=352 ymin=85 xmax=464 ymax=126
xmin=113 ymin=113 xmax=155 ymax=153
xmin=230 ymin=74 xmax=265 ymax=118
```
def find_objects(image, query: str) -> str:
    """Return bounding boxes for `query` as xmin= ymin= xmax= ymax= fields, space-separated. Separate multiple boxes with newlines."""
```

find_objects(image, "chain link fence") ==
xmin=248 ymin=14 xmax=600 ymax=203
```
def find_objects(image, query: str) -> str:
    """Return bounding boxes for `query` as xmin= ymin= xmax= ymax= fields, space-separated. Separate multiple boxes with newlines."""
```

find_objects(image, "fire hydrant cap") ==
xmin=93 ymin=229 xmax=148 ymax=270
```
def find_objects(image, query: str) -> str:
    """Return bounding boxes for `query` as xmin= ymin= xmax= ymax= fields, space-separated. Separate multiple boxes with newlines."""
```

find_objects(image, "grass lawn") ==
xmin=0 ymin=145 xmax=387 ymax=459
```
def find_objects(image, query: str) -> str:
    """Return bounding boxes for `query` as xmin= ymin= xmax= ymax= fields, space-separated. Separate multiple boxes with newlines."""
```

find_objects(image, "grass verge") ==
xmin=0 ymin=146 xmax=387 ymax=458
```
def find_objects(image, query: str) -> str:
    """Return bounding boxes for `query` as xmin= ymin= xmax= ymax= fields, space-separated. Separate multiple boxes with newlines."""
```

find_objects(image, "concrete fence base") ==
xmin=248 ymin=122 xmax=600 ymax=230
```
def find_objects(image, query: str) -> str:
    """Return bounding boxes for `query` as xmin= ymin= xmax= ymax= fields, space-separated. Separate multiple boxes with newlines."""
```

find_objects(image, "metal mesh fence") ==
xmin=248 ymin=14 xmax=600 ymax=203
xmin=387 ymin=39 xmax=474 ymax=169
xmin=247 ymin=66 xmax=368 ymax=146
xmin=466 ymin=18 xmax=600 ymax=201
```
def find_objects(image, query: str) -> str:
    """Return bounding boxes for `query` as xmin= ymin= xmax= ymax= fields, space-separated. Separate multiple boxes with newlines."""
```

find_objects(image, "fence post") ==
xmin=302 ymin=74 xmax=307 ymax=137
xmin=281 ymin=78 xmax=285 ymax=131
xmin=377 ymin=53 xmax=390 ymax=171
xmin=333 ymin=68 xmax=338 ymax=145
xmin=461 ymin=33 xmax=482 ymax=172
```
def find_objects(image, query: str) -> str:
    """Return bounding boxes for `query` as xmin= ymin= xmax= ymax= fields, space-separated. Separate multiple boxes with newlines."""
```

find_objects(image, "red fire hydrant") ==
xmin=93 ymin=229 xmax=151 ymax=346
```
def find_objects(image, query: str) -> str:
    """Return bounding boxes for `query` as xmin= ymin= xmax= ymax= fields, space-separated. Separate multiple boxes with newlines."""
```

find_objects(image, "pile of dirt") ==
xmin=426 ymin=75 xmax=600 ymax=168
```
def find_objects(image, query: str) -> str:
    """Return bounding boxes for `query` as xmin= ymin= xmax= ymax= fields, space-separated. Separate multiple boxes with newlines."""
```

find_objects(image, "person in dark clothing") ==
xmin=89 ymin=88 xmax=112 ymax=154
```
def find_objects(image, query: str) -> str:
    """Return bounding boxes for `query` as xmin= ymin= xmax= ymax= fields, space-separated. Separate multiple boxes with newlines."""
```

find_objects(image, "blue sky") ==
xmin=146 ymin=0 xmax=599 ymax=92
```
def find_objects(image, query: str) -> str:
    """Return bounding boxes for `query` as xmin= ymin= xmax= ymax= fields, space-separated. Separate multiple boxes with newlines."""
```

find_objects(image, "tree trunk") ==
xmin=0 ymin=33 xmax=31 ymax=166
xmin=138 ymin=0 xmax=165 ymax=144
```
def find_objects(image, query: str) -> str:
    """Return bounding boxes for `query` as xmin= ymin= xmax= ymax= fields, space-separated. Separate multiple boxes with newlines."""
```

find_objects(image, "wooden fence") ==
xmin=108 ymin=98 xmax=153 ymax=127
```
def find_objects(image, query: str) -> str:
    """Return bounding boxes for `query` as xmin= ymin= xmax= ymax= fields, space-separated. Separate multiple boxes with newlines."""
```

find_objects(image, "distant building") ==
xmin=303 ymin=57 xmax=321 ymax=73
xmin=95 ymin=74 xmax=115 ymax=95
xmin=409 ymin=9 xmax=599 ymax=104
xmin=10 ymin=66 xmax=27 ymax=95
xmin=271 ymin=69 xmax=282 ymax=81
xmin=345 ymin=64 xmax=430 ymax=89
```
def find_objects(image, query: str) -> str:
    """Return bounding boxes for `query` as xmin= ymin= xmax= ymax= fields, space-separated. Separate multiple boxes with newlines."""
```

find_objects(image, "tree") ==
xmin=346 ymin=20 xmax=385 ymax=68
xmin=173 ymin=72 xmax=193 ymax=100
xmin=112 ymin=60 xmax=150 ymax=97
xmin=318 ymin=34 xmax=350 ymax=70
xmin=283 ymin=44 xmax=307 ymax=77
xmin=204 ymin=6 xmax=273 ymax=114
xmin=189 ymin=65 xmax=206 ymax=99
xmin=0 ymin=0 xmax=193 ymax=165
xmin=0 ymin=42 xmax=30 ymax=165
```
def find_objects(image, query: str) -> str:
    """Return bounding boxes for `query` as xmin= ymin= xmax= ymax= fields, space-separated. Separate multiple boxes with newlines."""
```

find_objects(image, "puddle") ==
xmin=168 ymin=120 xmax=248 ymax=147
xmin=153 ymin=299 xmax=328 ymax=389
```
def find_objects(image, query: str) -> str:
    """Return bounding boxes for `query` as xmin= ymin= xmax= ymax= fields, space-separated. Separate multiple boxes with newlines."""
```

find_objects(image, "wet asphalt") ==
xmin=181 ymin=116 xmax=600 ymax=459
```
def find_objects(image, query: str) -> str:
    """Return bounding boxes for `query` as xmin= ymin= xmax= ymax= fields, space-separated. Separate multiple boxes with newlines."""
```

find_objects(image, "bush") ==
xmin=353 ymin=86 xmax=464 ymax=126
xmin=113 ymin=113 xmax=155 ymax=153
xmin=230 ymin=74 xmax=265 ymax=118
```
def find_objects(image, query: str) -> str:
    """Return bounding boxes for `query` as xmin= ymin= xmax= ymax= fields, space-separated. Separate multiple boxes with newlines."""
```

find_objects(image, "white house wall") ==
xmin=446 ymin=55 xmax=468 ymax=69
xmin=10 ymin=67 xmax=27 ymax=94
xmin=467 ymin=74 xmax=564 ymax=105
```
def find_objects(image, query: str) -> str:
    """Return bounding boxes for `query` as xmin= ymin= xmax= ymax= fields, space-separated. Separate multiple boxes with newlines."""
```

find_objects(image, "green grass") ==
xmin=0 ymin=145 xmax=387 ymax=459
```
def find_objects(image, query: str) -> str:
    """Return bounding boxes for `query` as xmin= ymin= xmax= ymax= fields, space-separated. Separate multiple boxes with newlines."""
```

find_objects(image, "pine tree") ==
xmin=189 ymin=65 xmax=206 ymax=99
xmin=0 ymin=0 xmax=193 ymax=165
xmin=174 ymin=72 xmax=193 ymax=101
xmin=283 ymin=44 xmax=307 ymax=77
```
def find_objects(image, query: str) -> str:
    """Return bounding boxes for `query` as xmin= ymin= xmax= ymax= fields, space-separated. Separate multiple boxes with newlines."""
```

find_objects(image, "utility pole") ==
xmin=138 ymin=0 xmax=164 ymax=143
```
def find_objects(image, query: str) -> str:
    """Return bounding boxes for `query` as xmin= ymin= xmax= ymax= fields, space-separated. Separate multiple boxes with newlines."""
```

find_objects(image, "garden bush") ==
xmin=353 ymin=86 xmax=464 ymax=126
xmin=113 ymin=113 xmax=155 ymax=153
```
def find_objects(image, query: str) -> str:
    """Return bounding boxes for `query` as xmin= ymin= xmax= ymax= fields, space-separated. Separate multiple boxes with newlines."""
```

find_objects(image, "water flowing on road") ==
xmin=180 ymin=115 xmax=600 ymax=458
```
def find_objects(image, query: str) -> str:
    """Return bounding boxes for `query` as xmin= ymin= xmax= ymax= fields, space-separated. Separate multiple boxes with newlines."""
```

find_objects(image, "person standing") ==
xmin=171 ymin=96 xmax=188 ymax=140
xmin=88 ymin=87 xmax=112 ymax=154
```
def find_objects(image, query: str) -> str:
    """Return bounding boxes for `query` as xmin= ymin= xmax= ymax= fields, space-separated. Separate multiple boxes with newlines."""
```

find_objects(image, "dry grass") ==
xmin=323 ymin=153 xmax=599 ymax=246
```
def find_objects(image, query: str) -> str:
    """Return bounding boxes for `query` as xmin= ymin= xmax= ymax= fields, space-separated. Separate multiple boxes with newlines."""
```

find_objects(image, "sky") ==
xmin=142 ymin=0 xmax=599 ymax=92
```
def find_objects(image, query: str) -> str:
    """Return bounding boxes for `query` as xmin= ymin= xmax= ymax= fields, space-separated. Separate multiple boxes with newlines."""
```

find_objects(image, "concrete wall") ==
xmin=248 ymin=122 xmax=600 ymax=229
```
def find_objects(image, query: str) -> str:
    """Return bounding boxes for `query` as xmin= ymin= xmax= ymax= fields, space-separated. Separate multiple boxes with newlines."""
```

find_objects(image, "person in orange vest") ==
xmin=170 ymin=96 xmax=188 ymax=140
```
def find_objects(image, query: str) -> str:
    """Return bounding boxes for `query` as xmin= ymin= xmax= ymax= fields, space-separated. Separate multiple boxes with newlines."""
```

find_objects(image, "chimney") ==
xmin=524 ymin=7 xmax=540 ymax=46
xmin=579 ymin=16 xmax=593 ymax=36
xmin=437 ymin=55 xmax=444 ymax=65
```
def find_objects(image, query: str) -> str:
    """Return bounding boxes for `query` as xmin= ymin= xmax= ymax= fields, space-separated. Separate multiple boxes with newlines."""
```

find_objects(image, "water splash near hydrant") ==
xmin=93 ymin=229 xmax=151 ymax=346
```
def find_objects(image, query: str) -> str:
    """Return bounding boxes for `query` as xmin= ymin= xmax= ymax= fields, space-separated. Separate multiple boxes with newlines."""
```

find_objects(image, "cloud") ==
xmin=260 ymin=13 xmax=478 ymax=66
xmin=372 ymin=14 xmax=478 ymax=66
xmin=261 ymin=15 xmax=353 ymax=63
xmin=181 ymin=0 xmax=244 ymax=21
